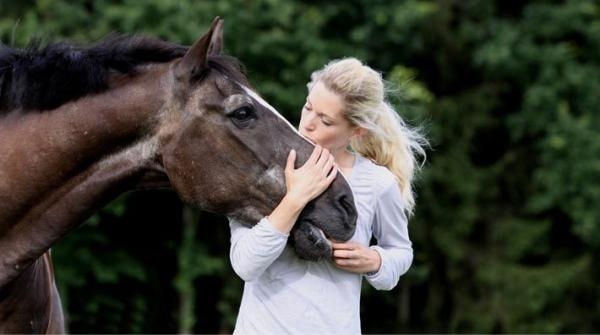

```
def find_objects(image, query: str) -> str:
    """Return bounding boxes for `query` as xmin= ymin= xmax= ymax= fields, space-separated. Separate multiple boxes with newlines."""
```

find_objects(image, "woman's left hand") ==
xmin=331 ymin=242 xmax=382 ymax=274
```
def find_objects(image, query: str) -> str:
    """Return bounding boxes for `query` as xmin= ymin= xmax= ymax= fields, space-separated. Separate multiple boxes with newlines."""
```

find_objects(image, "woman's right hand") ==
xmin=284 ymin=146 xmax=338 ymax=207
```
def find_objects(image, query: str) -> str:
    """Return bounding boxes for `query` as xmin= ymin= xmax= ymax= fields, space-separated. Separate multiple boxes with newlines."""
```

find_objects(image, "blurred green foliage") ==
xmin=1 ymin=0 xmax=598 ymax=333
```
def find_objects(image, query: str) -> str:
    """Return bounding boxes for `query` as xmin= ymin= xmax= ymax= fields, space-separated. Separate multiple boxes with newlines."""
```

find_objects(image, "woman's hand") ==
xmin=284 ymin=145 xmax=337 ymax=207
xmin=266 ymin=146 xmax=337 ymax=235
xmin=331 ymin=242 xmax=382 ymax=274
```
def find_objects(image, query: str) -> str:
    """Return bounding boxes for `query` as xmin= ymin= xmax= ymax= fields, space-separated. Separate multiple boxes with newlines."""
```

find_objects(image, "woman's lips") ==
xmin=301 ymin=134 xmax=317 ymax=145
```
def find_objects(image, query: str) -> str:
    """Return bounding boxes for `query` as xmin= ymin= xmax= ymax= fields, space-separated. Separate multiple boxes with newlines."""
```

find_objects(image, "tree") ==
xmin=1 ymin=0 xmax=597 ymax=332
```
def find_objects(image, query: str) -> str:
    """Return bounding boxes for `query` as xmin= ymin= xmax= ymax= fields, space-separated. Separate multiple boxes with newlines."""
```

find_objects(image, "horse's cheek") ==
xmin=161 ymin=139 xmax=201 ymax=203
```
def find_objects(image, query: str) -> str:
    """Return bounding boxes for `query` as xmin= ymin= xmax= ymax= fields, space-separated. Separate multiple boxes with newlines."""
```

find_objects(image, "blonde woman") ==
xmin=229 ymin=58 xmax=427 ymax=334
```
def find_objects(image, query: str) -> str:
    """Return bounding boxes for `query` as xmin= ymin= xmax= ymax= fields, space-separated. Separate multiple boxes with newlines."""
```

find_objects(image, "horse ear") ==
xmin=208 ymin=18 xmax=223 ymax=56
xmin=176 ymin=17 xmax=223 ymax=80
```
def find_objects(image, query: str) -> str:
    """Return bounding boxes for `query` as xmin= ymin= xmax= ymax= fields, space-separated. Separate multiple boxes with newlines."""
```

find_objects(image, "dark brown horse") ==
xmin=0 ymin=18 xmax=357 ymax=333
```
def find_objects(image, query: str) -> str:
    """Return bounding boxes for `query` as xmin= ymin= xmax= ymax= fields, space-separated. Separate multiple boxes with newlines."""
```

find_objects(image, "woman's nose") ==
xmin=303 ymin=112 xmax=317 ymax=130
xmin=303 ymin=121 xmax=315 ymax=131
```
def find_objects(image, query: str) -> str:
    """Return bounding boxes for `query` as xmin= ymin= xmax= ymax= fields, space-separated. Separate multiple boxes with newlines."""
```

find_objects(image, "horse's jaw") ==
xmin=290 ymin=222 xmax=333 ymax=261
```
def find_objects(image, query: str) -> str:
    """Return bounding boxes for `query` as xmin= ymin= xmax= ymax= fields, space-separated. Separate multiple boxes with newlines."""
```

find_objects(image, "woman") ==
xmin=229 ymin=58 xmax=426 ymax=334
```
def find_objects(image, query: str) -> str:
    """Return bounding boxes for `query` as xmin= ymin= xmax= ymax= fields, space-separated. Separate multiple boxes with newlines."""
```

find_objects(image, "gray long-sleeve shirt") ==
xmin=229 ymin=154 xmax=413 ymax=334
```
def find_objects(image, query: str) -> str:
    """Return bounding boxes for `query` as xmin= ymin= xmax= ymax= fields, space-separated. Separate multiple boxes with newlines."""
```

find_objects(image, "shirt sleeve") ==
xmin=364 ymin=182 xmax=414 ymax=290
xmin=229 ymin=217 xmax=289 ymax=282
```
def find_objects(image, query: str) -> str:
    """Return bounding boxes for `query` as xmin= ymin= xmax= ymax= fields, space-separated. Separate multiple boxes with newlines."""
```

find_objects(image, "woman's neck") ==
xmin=332 ymin=149 xmax=356 ymax=177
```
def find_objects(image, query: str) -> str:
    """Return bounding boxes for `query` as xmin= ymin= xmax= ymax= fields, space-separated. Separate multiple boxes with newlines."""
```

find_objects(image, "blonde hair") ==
xmin=308 ymin=58 xmax=427 ymax=215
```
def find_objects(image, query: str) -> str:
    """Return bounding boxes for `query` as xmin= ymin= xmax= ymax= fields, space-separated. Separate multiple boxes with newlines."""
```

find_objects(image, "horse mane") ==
xmin=0 ymin=34 xmax=248 ymax=114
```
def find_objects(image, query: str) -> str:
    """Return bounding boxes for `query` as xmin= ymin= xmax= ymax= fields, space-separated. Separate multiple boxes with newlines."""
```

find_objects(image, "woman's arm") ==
xmin=229 ymin=146 xmax=337 ymax=281
xmin=332 ymin=181 xmax=413 ymax=290
xmin=365 ymin=182 xmax=413 ymax=290
xmin=229 ymin=217 xmax=288 ymax=281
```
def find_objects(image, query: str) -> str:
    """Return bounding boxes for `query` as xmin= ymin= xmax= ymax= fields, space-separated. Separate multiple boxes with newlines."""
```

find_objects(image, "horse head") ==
xmin=158 ymin=18 xmax=357 ymax=260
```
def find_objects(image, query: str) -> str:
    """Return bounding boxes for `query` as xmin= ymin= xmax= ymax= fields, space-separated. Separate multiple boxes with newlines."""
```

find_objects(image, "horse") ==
xmin=0 ymin=18 xmax=357 ymax=333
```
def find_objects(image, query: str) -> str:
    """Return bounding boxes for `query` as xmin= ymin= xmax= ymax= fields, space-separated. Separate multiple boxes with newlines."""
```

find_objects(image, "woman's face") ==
xmin=299 ymin=81 xmax=357 ymax=154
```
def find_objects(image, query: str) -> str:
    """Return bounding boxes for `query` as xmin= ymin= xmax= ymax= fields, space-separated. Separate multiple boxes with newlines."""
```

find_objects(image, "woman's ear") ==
xmin=351 ymin=127 xmax=367 ymax=140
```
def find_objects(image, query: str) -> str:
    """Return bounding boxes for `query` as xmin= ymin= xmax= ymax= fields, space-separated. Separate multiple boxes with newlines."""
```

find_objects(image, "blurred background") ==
xmin=1 ymin=0 xmax=599 ymax=333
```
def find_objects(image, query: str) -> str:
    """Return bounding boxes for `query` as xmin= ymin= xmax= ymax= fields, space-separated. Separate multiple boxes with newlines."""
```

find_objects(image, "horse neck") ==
xmin=0 ymin=63 xmax=172 ymax=287
xmin=0 ymin=252 xmax=63 ymax=333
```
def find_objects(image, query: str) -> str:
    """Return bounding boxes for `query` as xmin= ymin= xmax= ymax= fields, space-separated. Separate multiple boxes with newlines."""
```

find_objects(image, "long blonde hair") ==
xmin=308 ymin=58 xmax=427 ymax=215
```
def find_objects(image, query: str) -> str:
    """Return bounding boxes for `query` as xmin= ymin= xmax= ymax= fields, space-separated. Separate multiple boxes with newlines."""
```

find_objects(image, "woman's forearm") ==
xmin=228 ymin=192 xmax=309 ymax=281
xmin=267 ymin=194 xmax=307 ymax=234
xmin=229 ymin=218 xmax=289 ymax=281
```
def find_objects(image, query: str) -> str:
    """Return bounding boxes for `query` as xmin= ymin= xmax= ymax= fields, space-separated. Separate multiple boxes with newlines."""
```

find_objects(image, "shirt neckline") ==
xmin=347 ymin=152 xmax=362 ymax=182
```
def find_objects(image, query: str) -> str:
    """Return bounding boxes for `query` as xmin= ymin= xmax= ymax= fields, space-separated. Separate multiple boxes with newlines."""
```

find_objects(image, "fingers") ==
xmin=331 ymin=242 xmax=358 ymax=250
xmin=331 ymin=243 xmax=378 ymax=273
xmin=293 ymin=145 xmax=336 ymax=193
xmin=302 ymin=145 xmax=334 ymax=171
xmin=325 ymin=166 xmax=338 ymax=184
xmin=285 ymin=149 xmax=296 ymax=174
xmin=333 ymin=249 xmax=354 ymax=259
xmin=332 ymin=244 xmax=363 ymax=270
xmin=307 ymin=145 xmax=323 ymax=164
xmin=315 ymin=147 xmax=330 ymax=168
xmin=333 ymin=258 xmax=359 ymax=268
xmin=323 ymin=154 xmax=335 ymax=175
xmin=304 ymin=146 xmax=335 ymax=180
xmin=324 ymin=155 xmax=335 ymax=176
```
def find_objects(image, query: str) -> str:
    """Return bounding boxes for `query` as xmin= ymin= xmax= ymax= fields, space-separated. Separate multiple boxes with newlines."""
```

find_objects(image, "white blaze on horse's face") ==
xmin=240 ymin=85 xmax=350 ymax=182
xmin=241 ymin=85 xmax=314 ymax=144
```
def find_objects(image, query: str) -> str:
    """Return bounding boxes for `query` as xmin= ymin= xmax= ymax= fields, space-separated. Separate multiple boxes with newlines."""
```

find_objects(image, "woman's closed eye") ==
xmin=321 ymin=116 xmax=335 ymax=126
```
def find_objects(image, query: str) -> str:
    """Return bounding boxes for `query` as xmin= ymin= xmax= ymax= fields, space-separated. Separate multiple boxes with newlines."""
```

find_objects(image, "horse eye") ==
xmin=228 ymin=106 xmax=257 ymax=128
xmin=233 ymin=106 xmax=253 ymax=120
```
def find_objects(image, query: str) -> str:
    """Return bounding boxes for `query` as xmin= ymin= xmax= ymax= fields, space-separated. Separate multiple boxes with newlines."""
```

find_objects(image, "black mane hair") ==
xmin=0 ymin=34 xmax=189 ymax=113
